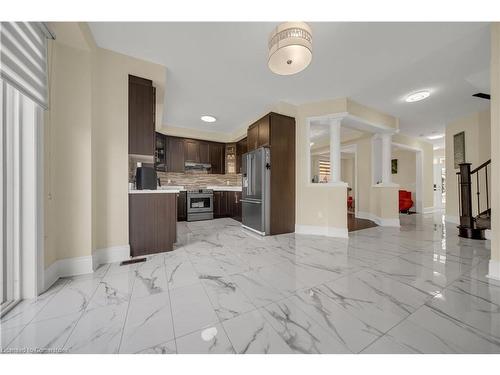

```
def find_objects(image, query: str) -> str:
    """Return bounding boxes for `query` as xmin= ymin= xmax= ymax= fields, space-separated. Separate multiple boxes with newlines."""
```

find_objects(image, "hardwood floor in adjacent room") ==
xmin=347 ymin=213 xmax=377 ymax=232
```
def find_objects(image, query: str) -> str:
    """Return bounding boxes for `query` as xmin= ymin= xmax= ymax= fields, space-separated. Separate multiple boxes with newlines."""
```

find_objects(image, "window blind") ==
xmin=0 ymin=22 xmax=53 ymax=109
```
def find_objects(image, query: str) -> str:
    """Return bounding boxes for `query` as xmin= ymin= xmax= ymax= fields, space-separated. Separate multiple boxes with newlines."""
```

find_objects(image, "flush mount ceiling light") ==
xmin=268 ymin=22 xmax=312 ymax=75
xmin=427 ymin=134 xmax=444 ymax=140
xmin=405 ymin=90 xmax=430 ymax=103
xmin=201 ymin=115 xmax=216 ymax=123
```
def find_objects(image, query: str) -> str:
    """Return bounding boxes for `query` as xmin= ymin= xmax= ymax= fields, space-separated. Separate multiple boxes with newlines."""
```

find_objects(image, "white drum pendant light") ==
xmin=268 ymin=22 xmax=312 ymax=75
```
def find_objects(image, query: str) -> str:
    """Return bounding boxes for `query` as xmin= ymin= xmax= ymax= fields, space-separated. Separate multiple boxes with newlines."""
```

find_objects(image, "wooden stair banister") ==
xmin=455 ymin=159 xmax=491 ymax=239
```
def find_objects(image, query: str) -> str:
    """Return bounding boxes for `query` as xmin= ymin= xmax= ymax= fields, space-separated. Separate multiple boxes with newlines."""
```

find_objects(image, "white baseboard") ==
xmin=445 ymin=215 xmax=459 ymax=224
xmin=487 ymin=259 xmax=500 ymax=281
xmin=357 ymin=211 xmax=400 ymax=227
xmin=92 ymin=245 xmax=130 ymax=270
xmin=43 ymin=255 xmax=94 ymax=291
xmin=295 ymin=224 xmax=348 ymax=238
xmin=44 ymin=245 xmax=130 ymax=292
xmin=485 ymin=229 xmax=492 ymax=240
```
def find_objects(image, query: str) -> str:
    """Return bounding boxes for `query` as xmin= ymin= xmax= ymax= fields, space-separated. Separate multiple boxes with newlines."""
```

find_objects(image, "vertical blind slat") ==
xmin=0 ymin=22 xmax=49 ymax=109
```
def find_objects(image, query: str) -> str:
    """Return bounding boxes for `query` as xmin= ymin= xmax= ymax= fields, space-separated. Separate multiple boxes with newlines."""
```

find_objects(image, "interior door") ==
xmin=433 ymin=163 xmax=444 ymax=210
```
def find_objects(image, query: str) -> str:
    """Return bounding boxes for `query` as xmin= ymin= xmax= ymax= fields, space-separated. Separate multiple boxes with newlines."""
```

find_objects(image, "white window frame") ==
xmin=1 ymin=79 xmax=44 ymax=318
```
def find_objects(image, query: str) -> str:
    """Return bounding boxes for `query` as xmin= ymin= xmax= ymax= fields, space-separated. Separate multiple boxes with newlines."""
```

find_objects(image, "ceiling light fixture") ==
xmin=427 ymin=134 xmax=444 ymax=140
xmin=268 ymin=22 xmax=312 ymax=76
xmin=405 ymin=90 xmax=430 ymax=103
xmin=201 ymin=115 xmax=216 ymax=123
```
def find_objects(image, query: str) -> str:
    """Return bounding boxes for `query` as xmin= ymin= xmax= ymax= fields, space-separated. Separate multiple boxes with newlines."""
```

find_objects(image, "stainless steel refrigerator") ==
xmin=241 ymin=147 xmax=270 ymax=235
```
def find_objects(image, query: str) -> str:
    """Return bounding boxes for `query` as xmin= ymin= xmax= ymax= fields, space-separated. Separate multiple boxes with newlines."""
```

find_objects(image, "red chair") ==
xmin=399 ymin=190 xmax=413 ymax=213
xmin=347 ymin=196 xmax=353 ymax=210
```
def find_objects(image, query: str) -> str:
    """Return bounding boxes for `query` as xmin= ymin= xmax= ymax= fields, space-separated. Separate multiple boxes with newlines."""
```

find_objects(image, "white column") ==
xmin=381 ymin=133 xmax=392 ymax=185
xmin=329 ymin=118 xmax=341 ymax=183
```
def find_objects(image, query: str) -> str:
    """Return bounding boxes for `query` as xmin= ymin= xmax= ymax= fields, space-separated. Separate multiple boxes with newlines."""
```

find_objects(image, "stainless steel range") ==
xmin=187 ymin=189 xmax=214 ymax=221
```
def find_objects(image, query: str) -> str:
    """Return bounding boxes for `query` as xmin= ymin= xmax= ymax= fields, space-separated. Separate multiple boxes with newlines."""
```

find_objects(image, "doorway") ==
xmin=391 ymin=143 xmax=424 ymax=214
xmin=433 ymin=157 xmax=446 ymax=210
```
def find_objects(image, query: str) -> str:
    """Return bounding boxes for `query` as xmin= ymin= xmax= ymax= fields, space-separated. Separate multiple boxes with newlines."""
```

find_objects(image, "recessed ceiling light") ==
xmin=405 ymin=90 xmax=430 ymax=103
xmin=201 ymin=115 xmax=216 ymax=123
xmin=427 ymin=134 xmax=444 ymax=140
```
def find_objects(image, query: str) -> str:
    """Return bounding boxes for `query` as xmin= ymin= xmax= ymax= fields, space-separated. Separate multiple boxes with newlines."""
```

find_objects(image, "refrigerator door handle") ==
xmin=241 ymin=199 xmax=261 ymax=204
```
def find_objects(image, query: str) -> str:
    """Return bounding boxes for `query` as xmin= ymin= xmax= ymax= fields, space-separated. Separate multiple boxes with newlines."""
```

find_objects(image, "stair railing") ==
xmin=456 ymin=160 xmax=491 ymax=229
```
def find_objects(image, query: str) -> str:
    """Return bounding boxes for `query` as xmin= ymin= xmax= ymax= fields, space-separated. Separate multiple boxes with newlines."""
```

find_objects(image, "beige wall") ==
xmin=295 ymin=99 xmax=347 ymax=230
xmin=91 ymin=47 xmax=166 ymax=252
xmin=370 ymin=186 xmax=399 ymax=220
xmin=341 ymin=157 xmax=355 ymax=193
xmin=44 ymin=23 xmax=166 ymax=267
xmin=347 ymin=137 xmax=372 ymax=214
xmin=392 ymin=149 xmax=416 ymax=209
xmin=44 ymin=36 xmax=92 ymax=266
xmin=445 ymin=109 xmax=491 ymax=220
xmin=392 ymin=133 xmax=434 ymax=211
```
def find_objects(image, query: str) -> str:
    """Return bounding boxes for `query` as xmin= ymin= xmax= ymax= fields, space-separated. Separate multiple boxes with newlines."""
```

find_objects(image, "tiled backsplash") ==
xmin=157 ymin=172 xmax=242 ymax=189
xmin=128 ymin=155 xmax=241 ymax=189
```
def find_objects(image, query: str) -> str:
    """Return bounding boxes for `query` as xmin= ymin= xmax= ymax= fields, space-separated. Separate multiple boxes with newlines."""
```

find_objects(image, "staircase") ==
xmin=456 ymin=160 xmax=491 ymax=239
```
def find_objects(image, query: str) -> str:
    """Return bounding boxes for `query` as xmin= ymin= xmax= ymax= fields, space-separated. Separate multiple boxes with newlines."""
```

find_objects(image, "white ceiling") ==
xmin=88 ymin=22 xmax=491 ymax=139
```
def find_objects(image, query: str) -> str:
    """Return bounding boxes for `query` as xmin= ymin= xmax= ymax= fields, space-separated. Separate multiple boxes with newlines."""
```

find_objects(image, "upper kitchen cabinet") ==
xmin=199 ymin=142 xmax=210 ymax=164
xmin=128 ymin=75 xmax=155 ymax=155
xmin=247 ymin=117 xmax=270 ymax=152
xmin=155 ymin=132 xmax=166 ymax=171
xmin=184 ymin=139 xmax=200 ymax=163
xmin=236 ymin=137 xmax=247 ymax=173
xmin=166 ymin=136 xmax=185 ymax=172
xmin=209 ymin=142 xmax=225 ymax=174
xmin=247 ymin=123 xmax=258 ymax=151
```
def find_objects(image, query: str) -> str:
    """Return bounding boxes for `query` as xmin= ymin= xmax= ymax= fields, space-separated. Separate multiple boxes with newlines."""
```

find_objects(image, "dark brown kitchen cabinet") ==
xmin=210 ymin=142 xmax=225 ymax=174
xmin=226 ymin=191 xmax=242 ymax=221
xmin=245 ymin=112 xmax=295 ymax=235
xmin=247 ymin=117 xmax=271 ymax=152
xmin=199 ymin=142 xmax=210 ymax=164
xmin=184 ymin=139 xmax=200 ymax=163
xmin=213 ymin=191 xmax=241 ymax=221
xmin=236 ymin=137 xmax=247 ymax=174
xmin=258 ymin=118 xmax=270 ymax=147
xmin=163 ymin=136 xmax=225 ymax=174
xmin=166 ymin=136 xmax=185 ymax=172
xmin=177 ymin=191 xmax=187 ymax=221
xmin=128 ymin=75 xmax=155 ymax=156
xmin=129 ymin=193 xmax=177 ymax=257
xmin=213 ymin=191 xmax=227 ymax=218
xmin=247 ymin=123 xmax=259 ymax=152
xmin=155 ymin=132 xmax=166 ymax=171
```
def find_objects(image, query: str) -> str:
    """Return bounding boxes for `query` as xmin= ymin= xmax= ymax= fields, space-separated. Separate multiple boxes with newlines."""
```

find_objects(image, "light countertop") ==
xmin=206 ymin=185 xmax=242 ymax=192
xmin=129 ymin=189 xmax=180 ymax=194
xmin=130 ymin=185 xmax=242 ymax=193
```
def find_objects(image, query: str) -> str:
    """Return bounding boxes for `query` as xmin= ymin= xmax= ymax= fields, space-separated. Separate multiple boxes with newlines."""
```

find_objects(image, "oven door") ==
xmin=187 ymin=194 xmax=213 ymax=213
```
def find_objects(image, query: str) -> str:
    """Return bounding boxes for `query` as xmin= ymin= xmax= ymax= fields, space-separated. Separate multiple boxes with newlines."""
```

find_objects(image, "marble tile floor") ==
xmin=1 ymin=214 xmax=500 ymax=354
